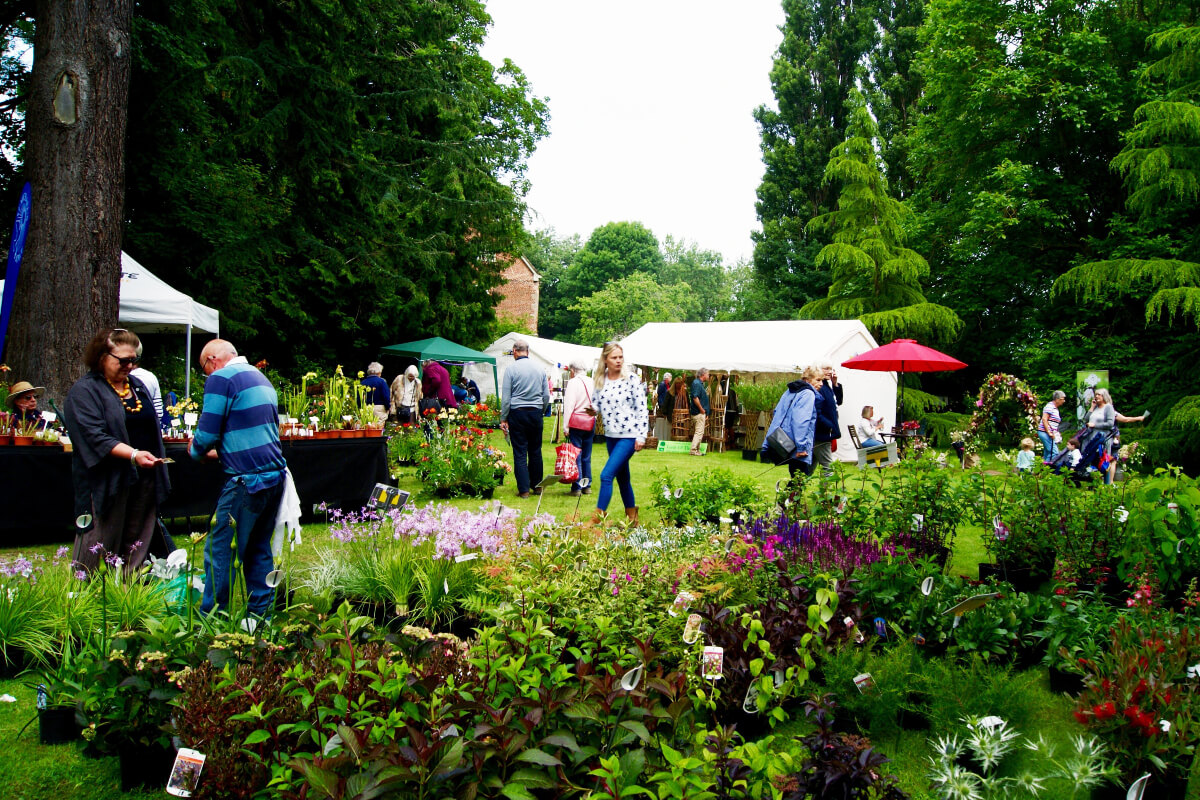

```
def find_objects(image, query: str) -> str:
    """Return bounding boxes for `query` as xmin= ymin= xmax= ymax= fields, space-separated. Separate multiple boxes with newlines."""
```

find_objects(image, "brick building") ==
xmin=491 ymin=253 xmax=540 ymax=334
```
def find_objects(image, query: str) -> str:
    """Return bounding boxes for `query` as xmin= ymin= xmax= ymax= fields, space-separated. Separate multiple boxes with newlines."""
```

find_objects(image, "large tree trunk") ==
xmin=4 ymin=0 xmax=132 ymax=402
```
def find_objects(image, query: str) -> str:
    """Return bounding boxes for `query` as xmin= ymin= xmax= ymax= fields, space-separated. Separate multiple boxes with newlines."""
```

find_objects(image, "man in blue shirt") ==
xmin=499 ymin=340 xmax=550 ymax=497
xmin=689 ymin=368 xmax=711 ymax=456
xmin=190 ymin=339 xmax=286 ymax=616
xmin=360 ymin=362 xmax=390 ymax=424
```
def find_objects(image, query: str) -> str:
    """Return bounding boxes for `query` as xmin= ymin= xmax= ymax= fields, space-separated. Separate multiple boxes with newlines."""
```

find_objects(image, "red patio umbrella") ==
xmin=841 ymin=338 xmax=967 ymax=423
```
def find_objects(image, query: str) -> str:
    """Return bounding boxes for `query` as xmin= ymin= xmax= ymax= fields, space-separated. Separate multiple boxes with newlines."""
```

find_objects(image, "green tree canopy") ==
xmin=121 ymin=0 xmax=548 ymax=368
xmin=571 ymin=272 xmax=696 ymax=345
xmin=800 ymin=94 xmax=962 ymax=344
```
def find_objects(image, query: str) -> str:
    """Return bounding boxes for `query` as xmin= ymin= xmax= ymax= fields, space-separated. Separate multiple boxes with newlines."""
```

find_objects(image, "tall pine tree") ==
xmin=750 ymin=0 xmax=880 ymax=318
xmin=800 ymin=93 xmax=962 ymax=344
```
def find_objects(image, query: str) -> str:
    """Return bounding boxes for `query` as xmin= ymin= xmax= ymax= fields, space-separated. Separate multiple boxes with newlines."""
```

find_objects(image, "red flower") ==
xmin=1074 ymin=710 xmax=1090 ymax=725
xmin=1093 ymin=702 xmax=1116 ymax=721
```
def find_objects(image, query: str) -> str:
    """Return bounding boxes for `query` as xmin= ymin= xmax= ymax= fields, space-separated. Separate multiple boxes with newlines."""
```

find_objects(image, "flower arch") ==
xmin=957 ymin=373 xmax=1041 ymax=455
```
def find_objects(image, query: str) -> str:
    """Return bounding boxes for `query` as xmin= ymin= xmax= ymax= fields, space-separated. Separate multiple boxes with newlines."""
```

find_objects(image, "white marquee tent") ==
xmin=119 ymin=252 xmax=220 ymax=397
xmin=462 ymin=332 xmax=601 ymax=399
xmin=619 ymin=320 xmax=896 ymax=461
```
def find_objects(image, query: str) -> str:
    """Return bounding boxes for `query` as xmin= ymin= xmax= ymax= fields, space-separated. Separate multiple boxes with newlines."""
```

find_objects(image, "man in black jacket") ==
xmin=812 ymin=363 xmax=844 ymax=478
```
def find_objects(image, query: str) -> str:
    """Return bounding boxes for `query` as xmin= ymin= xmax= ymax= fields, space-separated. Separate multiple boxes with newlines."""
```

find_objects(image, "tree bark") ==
xmin=4 ymin=0 xmax=131 ymax=402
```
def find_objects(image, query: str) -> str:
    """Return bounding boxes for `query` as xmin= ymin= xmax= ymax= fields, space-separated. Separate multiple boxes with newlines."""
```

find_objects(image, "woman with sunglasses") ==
xmin=64 ymin=328 xmax=170 ymax=575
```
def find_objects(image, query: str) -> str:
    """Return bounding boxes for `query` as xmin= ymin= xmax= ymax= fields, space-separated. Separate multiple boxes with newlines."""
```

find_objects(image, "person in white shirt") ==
xmin=857 ymin=405 xmax=886 ymax=447
xmin=588 ymin=342 xmax=647 ymax=526
xmin=389 ymin=365 xmax=422 ymax=423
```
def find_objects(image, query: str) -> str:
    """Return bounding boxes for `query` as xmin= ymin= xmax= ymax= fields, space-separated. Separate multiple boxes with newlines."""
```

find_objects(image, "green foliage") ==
xmin=801 ymin=93 xmax=963 ymax=344
xmin=751 ymin=0 xmax=886 ymax=316
xmin=650 ymin=468 xmax=768 ymax=527
xmin=123 ymin=0 xmax=549 ymax=370
xmin=734 ymin=382 xmax=790 ymax=414
xmin=571 ymin=272 xmax=697 ymax=345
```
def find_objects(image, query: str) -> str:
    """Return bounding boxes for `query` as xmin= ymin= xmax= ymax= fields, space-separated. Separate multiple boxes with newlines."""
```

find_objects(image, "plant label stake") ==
xmin=166 ymin=748 xmax=207 ymax=797
xmin=533 ymin=474 xmax=560 ymax=516
xmin=40 ymin=410 xmax=56 ymax=423
xmin=682 ymin=613 xmax=702 ymax=645
xmin=742 ymin=683 xmax=760 ymax=714
xmin=873 ymin=617 xmax=887 ymax=639
xmin=1126 ymin=773 xmax=1150 ymax=800
xmin=367 ymin=483 xmax=409 ymax=512
xmin=853 ymin=673 xmax=875 ymax=694
xmin=701 ymin=646 xmax=724 ymax=680
xmin=911 ymin=514 xmax=924 ymax=533
xmin=920 ymin=577 xmax=934 ymax=596
xmin=35 ymin=683 xmax=46 ymax=710
xmin=571 ymin=477 xmax=591 ymax=522
xmin=942 ymin=593 xmax=1002 ymax=628
xmin=75 ymin=513 xmax=92 ymax=529
xmin=669 ymin=590 xmax=695 ymax=617
xmin=454 ymin=553 xmax=478 ymax=563
xmin=992 ymin=516 xmax=1008 ymax=541
xmin=620 ymin=664 xmax=644 ymax=692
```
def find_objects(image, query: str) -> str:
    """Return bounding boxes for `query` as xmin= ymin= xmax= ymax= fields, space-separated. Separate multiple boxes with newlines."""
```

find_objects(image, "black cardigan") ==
xmin=64 ymin=371 xmax=170 ymax=517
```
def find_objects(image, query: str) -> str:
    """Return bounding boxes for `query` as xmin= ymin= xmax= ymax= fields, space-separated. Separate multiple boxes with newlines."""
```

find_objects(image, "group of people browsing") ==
xmin=384 ymin=360 xmax=481 ymax=423
xmin=504 ymin=340 xmax=647 ymax=524
xmin=760 ymin=363 xmax=846 ymax=478
xmin=1035 ymin=388 xmax=1146 ymax=484
xmin=60 ymin=329 xmax=290 ymax=618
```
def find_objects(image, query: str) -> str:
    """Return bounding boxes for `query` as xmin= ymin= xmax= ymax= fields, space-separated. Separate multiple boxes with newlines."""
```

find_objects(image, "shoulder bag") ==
xmin=568 ymin=377 xmax=595 ymax=431
xmin=765 ymin=391 xmax=803 ymax=465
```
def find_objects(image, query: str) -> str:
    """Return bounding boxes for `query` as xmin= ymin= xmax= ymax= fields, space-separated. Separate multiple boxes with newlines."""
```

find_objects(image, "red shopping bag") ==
xmin=555 ymin=441 xmax=581 ymax=483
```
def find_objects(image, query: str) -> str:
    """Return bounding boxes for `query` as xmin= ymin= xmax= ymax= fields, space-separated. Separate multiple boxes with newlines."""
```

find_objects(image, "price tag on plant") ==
xmin=287 ymin=417 xmax=299 ymax=425
xmin=40 ymin=411 xmax=56 ymax=423
xmin=992 ymin=516 xmax=1009 ymax=541
xmin=343 ymin=414 xmax=354 ymax=422
xmin=682 ymin=613 xmax=702 ymax=645
xmin=701 ymin=645 xmax=724 ymax=681
xmin=742 ymin=683 xmax=760 ymax=714
xmin=911 ymin=513 xmax=924 ymax=533
xmin=184 ymin=412 xmax=198 ymax=426
xmin=171 ymin=418 xmax=181 ymax=428
xmin=309 ymin=416 xmax=320 ymax=427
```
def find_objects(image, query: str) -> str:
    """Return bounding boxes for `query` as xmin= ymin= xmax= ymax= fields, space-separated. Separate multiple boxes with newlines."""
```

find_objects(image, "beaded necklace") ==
xmin=107 ymin=378 xmax=144 ymax=414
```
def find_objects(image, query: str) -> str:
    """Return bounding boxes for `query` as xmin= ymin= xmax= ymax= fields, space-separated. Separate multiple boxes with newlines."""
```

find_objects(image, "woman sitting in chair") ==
xmin=858 ymin=406 xmax=886 ymax=447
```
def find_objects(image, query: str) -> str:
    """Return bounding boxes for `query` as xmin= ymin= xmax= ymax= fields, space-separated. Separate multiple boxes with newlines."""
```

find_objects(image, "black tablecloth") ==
xmin=0 ymin=438 xmax=390 ymax=543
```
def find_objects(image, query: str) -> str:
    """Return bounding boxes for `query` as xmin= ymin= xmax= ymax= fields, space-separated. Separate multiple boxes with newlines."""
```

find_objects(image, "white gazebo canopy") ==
xmin=119 ymin=252 xmax=219 ymax=397
xmin=619 ymin=320 xmax=895 ymax=461
xmin=462 ymin=332 xmax=602 ymax=399
xmin=119 ymin=252 xmax=219 ymax=335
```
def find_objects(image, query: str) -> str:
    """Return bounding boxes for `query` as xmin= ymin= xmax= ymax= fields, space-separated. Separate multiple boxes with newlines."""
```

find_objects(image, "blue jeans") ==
xmin=568 ymin=427 xmax=594 ymax=491
xmin=1037 ymin=430 xmax=1057 ymax=462
xmin=597 ymin=437 xmax=637 ymax=512
xmin=862 ymin=437 xmax=885 ymax=447
xmin=202 ymin=477 xmax=283 ymax=616
xmin=508 ymin=407 xmax=544 ymax=494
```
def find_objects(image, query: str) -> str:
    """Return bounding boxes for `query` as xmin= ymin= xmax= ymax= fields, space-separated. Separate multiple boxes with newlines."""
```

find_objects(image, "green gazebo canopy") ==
xmin=379 ymin=336 xmax=498 ymax=395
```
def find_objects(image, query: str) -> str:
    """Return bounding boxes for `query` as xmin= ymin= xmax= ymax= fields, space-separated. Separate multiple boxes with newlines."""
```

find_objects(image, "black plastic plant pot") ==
xmin=118 ymin=741 xmax=176 ymax=792
xmin=741 ymin=449 xmax=758 ymax=461
xmin=38 ymin=707 xmax=79 ymax=745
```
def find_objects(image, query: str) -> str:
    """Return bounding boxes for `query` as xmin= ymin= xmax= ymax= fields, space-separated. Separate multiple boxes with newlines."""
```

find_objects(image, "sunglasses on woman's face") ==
xmin=106 ymin=353 xmax=141 ymax=368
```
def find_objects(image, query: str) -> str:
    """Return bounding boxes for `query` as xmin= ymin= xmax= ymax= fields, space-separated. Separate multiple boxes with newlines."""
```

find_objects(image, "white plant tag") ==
xmin=309 ymin=416 xmax=320 ymax=426
xmin=682 ymin=613 xmax=702 ymax=645
xmin=40 ymin=411 xmax=56 ymax=423
xmin=701 ymin=646 xmax=724 ymax=680
xmin=166 ymin=748 xmax=207 ymax=797
xmin=184 ymin=412 xmax=198 ymax=426
xmin=454 ymin=553 xmax=479 ymax=563
xmin=921 ymin=577 xmax=935 ymax=596
xmin=171 ymin=418 xmax=181 ymax=428
xmin=343 ymin=414 xmax=354 ymax=422
xmin=620 ymin=664 xmax=644 ymax=691
xmin=742 ymin=683 xmax=760 ymax=714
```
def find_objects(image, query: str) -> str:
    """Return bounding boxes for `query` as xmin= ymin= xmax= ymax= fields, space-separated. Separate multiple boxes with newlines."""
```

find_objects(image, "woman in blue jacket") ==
xmin=761 ymin=366 xmax=820 ymax=477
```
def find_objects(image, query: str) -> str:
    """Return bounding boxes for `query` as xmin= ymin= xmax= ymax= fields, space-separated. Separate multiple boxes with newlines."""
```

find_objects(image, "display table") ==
xmin=0 ymin=438 xmax=390 ymax=544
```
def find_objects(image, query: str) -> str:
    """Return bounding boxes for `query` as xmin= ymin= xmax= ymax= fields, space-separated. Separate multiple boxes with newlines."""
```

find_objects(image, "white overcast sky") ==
xmin=479 ymin=1 xmax=785 ymax=267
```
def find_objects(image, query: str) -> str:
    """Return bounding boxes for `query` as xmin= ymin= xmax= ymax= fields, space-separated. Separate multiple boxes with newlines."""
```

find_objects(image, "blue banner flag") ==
xmin=0 ymin=182 xmax=33 ymax=359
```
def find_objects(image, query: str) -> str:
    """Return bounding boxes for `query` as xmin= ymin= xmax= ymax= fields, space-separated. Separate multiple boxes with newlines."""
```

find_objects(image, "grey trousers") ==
xmin=813 ymin=440 xmax=836 ymax=478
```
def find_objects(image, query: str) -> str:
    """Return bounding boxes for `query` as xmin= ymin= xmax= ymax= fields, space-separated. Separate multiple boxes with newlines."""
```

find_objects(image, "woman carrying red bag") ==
xmin=562 ymin=359 xmax=595 ymax=496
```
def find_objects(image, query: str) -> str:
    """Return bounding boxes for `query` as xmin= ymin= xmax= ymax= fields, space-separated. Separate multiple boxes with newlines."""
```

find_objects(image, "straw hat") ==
xmin=6 ymin=381 xmax=44 ymax=407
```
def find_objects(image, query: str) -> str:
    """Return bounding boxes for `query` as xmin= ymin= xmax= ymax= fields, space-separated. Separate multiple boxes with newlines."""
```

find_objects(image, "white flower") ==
xmin=167 ymin=549 xmax=188 ymax=569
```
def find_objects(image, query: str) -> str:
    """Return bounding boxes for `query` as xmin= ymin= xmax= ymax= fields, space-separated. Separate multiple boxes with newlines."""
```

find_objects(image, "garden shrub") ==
xmin=652 ymin=468 xmax=768 ymax=526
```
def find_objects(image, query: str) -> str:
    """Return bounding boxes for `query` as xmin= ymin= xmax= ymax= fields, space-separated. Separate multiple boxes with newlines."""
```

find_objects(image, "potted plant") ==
xmin=12 ymin=417 xmax=39 ymax=445
xmin=419 ymin=424 xmax=507 ymax=498
xmin=75 ymin=617 xmax=192 ymax=790
xmin=733 ymin=383 xmax=785 ymax=457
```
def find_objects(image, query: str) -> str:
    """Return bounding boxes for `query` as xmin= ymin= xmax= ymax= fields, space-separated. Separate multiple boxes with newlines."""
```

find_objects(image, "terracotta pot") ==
xmin=313 ymin=430 xmax=336 ymax=440
xmin=0 ymin=433 xmax=12 ymax=445
xmin=12 ymin=435 xmax=34 ymax=446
